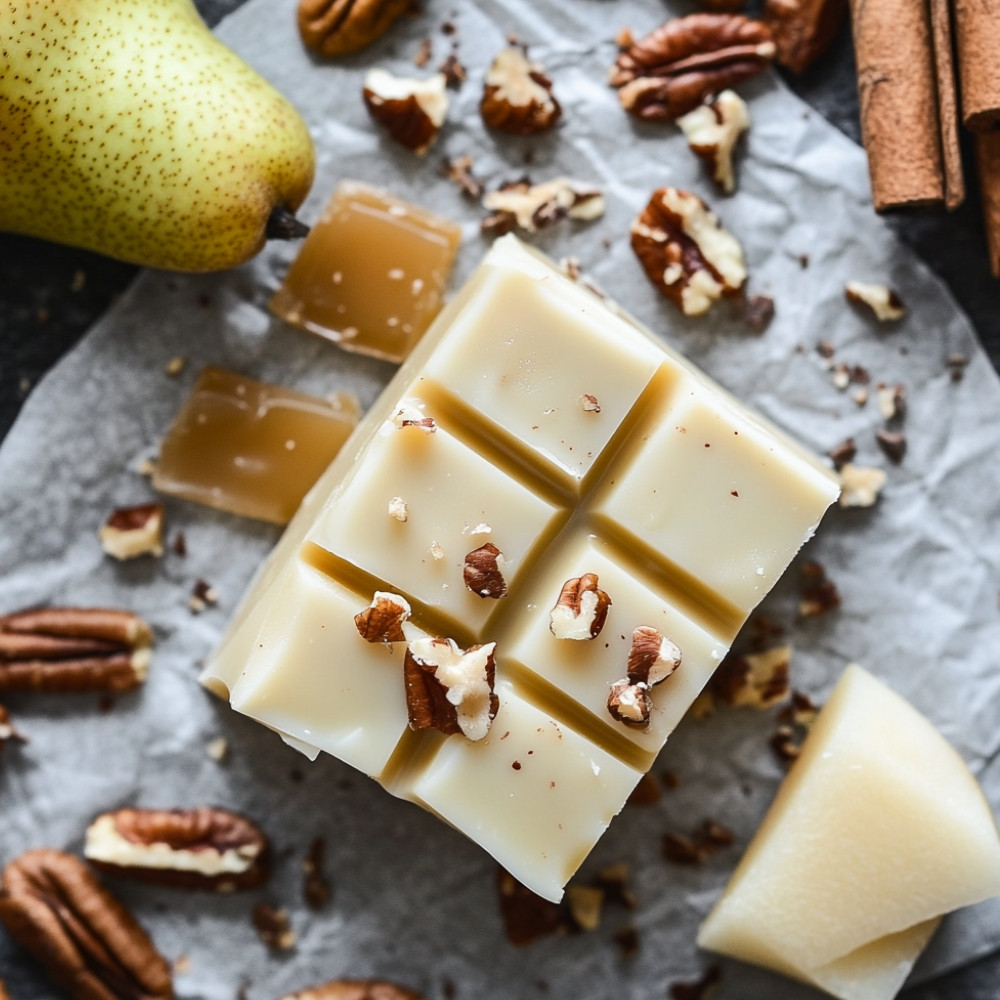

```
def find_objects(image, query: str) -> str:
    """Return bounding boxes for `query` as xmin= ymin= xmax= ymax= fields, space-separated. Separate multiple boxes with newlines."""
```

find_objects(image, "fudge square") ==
xmin=202 ymin=235 xmax=838 ymax=901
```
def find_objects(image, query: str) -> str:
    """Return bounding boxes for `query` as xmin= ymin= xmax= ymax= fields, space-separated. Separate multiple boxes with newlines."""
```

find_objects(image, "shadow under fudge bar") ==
xmin=202 ymin=235 xmax=839 ymax=902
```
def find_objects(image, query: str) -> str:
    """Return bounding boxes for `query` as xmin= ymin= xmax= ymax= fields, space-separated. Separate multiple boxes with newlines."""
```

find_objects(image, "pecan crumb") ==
xmin=253 ymin=903 xmax=295 ymax=951
xmin=742 ymin=293 xmax=775 ymax=332
xmin=876 ymin=382 xmax=906 ymax=421
xmin=595 ymin=863 xmax=637 ymax=909
xmin=613 ymin=925 xmax=640 ymax=960
xmin=165 ymin=356 xmax=186 ymax=376
xmin=875 ymin=429 xmax=907 ymax=464
xmin=828 ymin=436 xmax=857 ymax=472
xmin=438 ymin=51 xmax=467 ymax=88
xmin=626 ymin=772 xmax=661 ymax=806
xmin=845 ymin=280 xmax=906 ymax=322
xmin=838 ymin=464 xmax=886 ymax=508
xmin=947 ymin=353 xmax=967 ymax=382
xmin=172 ymin=531 xmax=187 ymax=557
xmin=100 ymin=502 xmax=166 ymax=560
xmin=0 ymin=704 xmax=26 ymax=754
xmin=696 ymin=645 xmax=791 ymax=714
xmin=799 ymin=560 xmax=841 ymax=617
xmin=413 ymin=36 xmax=432 ymax=67
xmin=580 ymin=393 xmax=602 ymax=413
xmin=206 ymin=736 xmax=229 ymax=762
xmin=189 ymin=579 xmax=218 ymax=614
xmin=565 ymin=884 xmax=604 ymax=932
xmin=303 ymin=836 xmax=332 ymax=910
xmin=662 ymin=820 xmax=734 ymax=865
xmin=440 ymin=155 xmax=484 ymax=199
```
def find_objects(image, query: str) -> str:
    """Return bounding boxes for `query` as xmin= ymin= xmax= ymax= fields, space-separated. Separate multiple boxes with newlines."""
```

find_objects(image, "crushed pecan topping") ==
xmin=662 ymin=819 xmax=734 ymax=865
xmin=677 ymin=90 xmax=750 ymax=193
xmin=696 ymin=645 xmax=791 ymax=714
xmin=404 ymin=637 xmax=498 ymax=740
xmin=0 ymin=607 xmax=152 ymax=694
xmin=482 ymin=177 xmax=604 ymax=235
xmin=742 ymin=293 xmax=775 ymax=331
xmin=565 ymin=884 xmax=604 ymax=931
xmin=188 ymin=579 xmax=218 ymax=614
xmin=875 ymin=429 xmax=907 ymax=464
xmin=845 ymin=280 xmax=906 ymax=322
xmin=298 ymin=0 xmax=412 ymax=57
xmin=302 ymin=836 xmax=332 ymax=909
xmin=438 ymin=52 xmax=467 ymax=89
xmin=838 ymin=463 xmax=886 ymax=508
xmin=626 ymin=626 xmax=683 ymax=687
xmin=354 ymin=592 xmax=412 ymax=642
xmin=363 ymin=70 xmax=449 ymax=155
xmin=480 ymin=47 xmax=562 ymax=134
xmin=548 ymin=573 xmax=612 ymax=640
xmin=99 ymin=502 xmax=165 ymax=560
xmin=252 ymin=902 xmax=296 ymax=951
xmin=0 ymin=849 xmax=173 ymax=1000
xmin=607 ymin=678 xmax=652 ymax=728
xmin=579 ymin=393 xmax=602 ymax=413
xmin=772 ymin=689 xmax=821 ymax=761
xmin=279 ymin=981 xmax=425 ymax=1000
xmin=441 ymin=155 xmax=483 ymax=198
xmin=828 ymin=436 xmax=857 ymax=471
xmin=610 ymin=14 xmax=775 ymax=122
xmin=83 ymin=807 xmax=269 ymax=892
xmin=631 ymin=187 xmax=746 ymax=315
xmin=876 ymin=382 xmax=906 ymax=421
xmin=463 ymin=542 xmax=508 ymax=599
xmin=391 ymin=403 xmax=437 ymax=432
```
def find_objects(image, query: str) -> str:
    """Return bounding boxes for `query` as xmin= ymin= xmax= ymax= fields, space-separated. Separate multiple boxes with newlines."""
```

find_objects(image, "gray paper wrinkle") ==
xmin=2 ymin=0 xmax=1000 ymax=996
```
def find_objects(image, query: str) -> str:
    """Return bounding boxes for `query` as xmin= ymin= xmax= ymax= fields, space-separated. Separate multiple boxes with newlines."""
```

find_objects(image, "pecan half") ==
xmin=298 ymin=0 xmax=412 ymax=57
xmin=610 ymin=14 xmax=775 ymax=122
xmin=480 ymin=47 xmax=562 ymax=135
xmin=83 ymin=807 xmax=269 ymax=892
xmin=280 ymin=980 xmax=425 ymax=1000
xmin=548 ymin=574 xmax=612 ymax=640
xmin=0 ymin=849 xmax=173 ymax=1000
xmin=631 ymin=187 xmax=746 ymax=315
xmin=481 ymin=177 xmax=604 ymax=235
xmin=463 ymin=543 xmax=508 ymax=599
xmin=0 ymin=607 xmax=152 ymax=694
xmin=99 ymin=502 xmax=165 ymax=561
xmin=354 ymin=592 xmax=412 ymax=643
xmin=626 ymin=626 xmax=682 ymax=687
xmin=404 ymin=637 xmax=498 ymax=741
xmin=362 ymin=70 xmax=448 ymax=155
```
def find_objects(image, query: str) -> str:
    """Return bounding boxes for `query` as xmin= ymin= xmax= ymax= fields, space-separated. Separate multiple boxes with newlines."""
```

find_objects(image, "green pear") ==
xmin=1 ymin=0 xmax=315 ymax=272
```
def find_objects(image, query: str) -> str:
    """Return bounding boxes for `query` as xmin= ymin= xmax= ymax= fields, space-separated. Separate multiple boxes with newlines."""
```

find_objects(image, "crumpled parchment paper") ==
xmin=2 ymin=0 xmax=999 ymax=997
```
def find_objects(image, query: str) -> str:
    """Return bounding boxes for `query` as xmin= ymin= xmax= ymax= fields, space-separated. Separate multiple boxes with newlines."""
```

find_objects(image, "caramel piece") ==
xmin=153 ymin=367 xmax=360 ymax=525
xmin=270 ymin=181 xmax=462 ymax=363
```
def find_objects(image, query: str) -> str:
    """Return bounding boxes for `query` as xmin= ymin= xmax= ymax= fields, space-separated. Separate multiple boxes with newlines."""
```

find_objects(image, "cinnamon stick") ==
xmin=976 ymin=131 xmax=1000 ymax=277
xmin=954 ymin=0 xmax=1000 ymax=131
xmin=849 ymin=0 xmax=944 ymax=210
xmin=929 ymin=0 xmax=965 ymax=208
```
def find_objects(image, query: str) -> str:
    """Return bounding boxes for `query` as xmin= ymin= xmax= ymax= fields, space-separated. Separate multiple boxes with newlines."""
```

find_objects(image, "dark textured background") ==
xmin=0 ymin=5 xmax=999 ymax=996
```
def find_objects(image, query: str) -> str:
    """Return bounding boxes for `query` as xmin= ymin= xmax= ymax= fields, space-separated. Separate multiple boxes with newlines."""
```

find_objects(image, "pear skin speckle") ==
xmin=0 ymin=0 xmax=315 ymax=272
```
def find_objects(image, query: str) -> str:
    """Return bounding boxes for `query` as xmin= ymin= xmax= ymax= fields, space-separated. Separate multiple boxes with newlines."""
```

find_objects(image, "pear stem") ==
xmin=266 ymin=206 xmax=310 ymax=241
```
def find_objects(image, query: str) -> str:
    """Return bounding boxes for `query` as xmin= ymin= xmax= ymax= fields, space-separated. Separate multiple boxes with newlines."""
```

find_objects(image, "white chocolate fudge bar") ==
xmin=203 ymin=235 xmax=838 ymax=901
xmin=698 ymin=664 xmax=1000 ymax=1000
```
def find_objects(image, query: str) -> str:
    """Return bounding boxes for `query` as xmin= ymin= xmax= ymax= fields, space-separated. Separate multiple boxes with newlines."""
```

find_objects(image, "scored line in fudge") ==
xmin=204 ymin=235 xmax=838 ymax=901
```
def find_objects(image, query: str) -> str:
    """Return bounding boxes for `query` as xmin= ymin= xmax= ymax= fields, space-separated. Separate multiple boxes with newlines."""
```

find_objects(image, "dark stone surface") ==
xmin=0 ymin=5 xmax=997 ymax=445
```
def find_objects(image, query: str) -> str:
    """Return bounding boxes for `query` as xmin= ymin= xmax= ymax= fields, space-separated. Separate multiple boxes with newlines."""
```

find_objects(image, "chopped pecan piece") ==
xmin=875 ymin=429 xmax=907 ymax=464
xmin=362 ymin=70 xmax=449 ymax=155
xmin=607 ymin=678 xmax=652 ymax=728
xmin=631 ymin=187 xmax=746 ymax=315
xmin=838 ymin=463 xmax=886 ymax=508
xmin=99 ymin=502 xmax=165 ymax=560
xmin=83 ymin=807 xmax=269 ymax=892
xmin=280 ymin=981 xmax=425 ymax=1000
xmin=0 ymin=849 xmax=173 ymax=1000
xmin=0 ymin=607 xmax=152 ymax=694
xmin=440 ymin=155 xmax=484 ymax=199
xmin=828 ymin=436 xmax=857 ymax=471
xmin=580 ymin=393 xmax=602 ymax=413
xmin=391 ymin=403 xmax=437 ymax=432
xmin=845 ymin=280 xmax=906 ymax=322
xmin=438 ymin=52 xmax=467 ymax=89
xmin=699 ymin=645 xmax=791 ymax=712
xmin=742 ymin=293 xmax=775 ymax=331
xmin=354 ymin=592 xmax=412 ymax=642
xmin=876 ymin=382 xmax=906 ymax=421
xmin=298 ymin=0 xmax=412 ymax=57
xmin=677 ymin=90 xmax=750 ymax=193
xmin=764 ymin=0 xmax=847 ymax=73
xmin=565 ymin=884 xmax=604 ymax=931
xmin=252 ymin=902 xmax=296 ymax=951
xmin=482 ymin=177 xmax=604 ymax=235
xmin=480 ymin=47 xmax=562 ymax=134
xmin=302 ymin=836 xmax=332 ymax=909
xmin=188 ymin=579 xmax=218 ymax=614
xmin=548 ymin=573 xmax=612 ymax=640
xmin=463 ymin=542 xmax=508 ymax=599
xmin=798 ymin=560 xmax=841 ymax=616
xmin=663 ymin=820 xmax=734 ymax=865
xmin=404 ymin=637 xmax=499 ymax=740
xmin=610 ymin=14 xmax=775 ymax=122
xmin=626 ymin=626 xmax=682 ymax=687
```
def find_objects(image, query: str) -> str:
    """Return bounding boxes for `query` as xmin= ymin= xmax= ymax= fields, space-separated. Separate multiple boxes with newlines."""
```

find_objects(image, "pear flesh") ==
xmin=0 ymin=0 xmax=315 ymax=272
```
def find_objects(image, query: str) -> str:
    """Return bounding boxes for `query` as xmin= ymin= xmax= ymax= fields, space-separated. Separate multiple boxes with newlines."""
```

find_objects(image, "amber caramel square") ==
xmin=269 ymin=181 xmax=462 ymax=363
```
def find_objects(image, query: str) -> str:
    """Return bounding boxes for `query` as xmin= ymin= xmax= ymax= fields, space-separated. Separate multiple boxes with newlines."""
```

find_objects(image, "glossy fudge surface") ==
xmin=204 ymin=236 xmax=839 ymax=900
xmin=153 ymin=367 xmax=360 ymax=525
xmin=269 ymin=181 xmax=462 ymax=363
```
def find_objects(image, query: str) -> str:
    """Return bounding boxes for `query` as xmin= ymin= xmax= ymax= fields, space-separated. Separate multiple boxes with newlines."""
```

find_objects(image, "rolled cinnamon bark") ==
xmin=929 ymin=0 xmax=965 ymax=209
xmin=849 ymin=0 xmax=944 ymax=210
xmin=954 ymin=0 xmax=1000 ymax=131
xmin=976 ymin=131 xmax=1000 ymax=277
